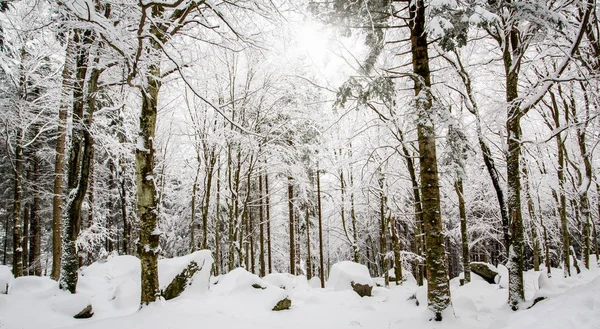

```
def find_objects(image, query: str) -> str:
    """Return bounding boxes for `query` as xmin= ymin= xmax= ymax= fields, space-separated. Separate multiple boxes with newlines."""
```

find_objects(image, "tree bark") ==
xmin=52 ymin=31 xmax=75 ymax=281
xmin=12 ymin=140 xmax=23 ymax=278
xmin=259 ymin=172 xmax=265 ymax=277
xmin=22 ymin=202 xmax=29 ymax=274
xmin=288 ymin=176 xmax=295 ymax=275
xmin=266 ymin=173 xmax=272 ymax=274
xmin=454 ymin=179 xmax=470 ymax=283
xmin=409 ymin=0 xmax=451 ymax=319
xmin=30 ymin=154 xmax=42 ymax=276
xmin=61 ymin=31 xmax=97 ymax=293
xmin=305 ymin=207 xmax=312 ymax=280
xmin=317 ymin=167 xmax=325 ymax=287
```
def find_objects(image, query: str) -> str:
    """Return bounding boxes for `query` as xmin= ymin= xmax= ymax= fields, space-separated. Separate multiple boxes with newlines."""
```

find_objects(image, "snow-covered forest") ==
xmin=1 ymin=0 xmax=600 ymax=328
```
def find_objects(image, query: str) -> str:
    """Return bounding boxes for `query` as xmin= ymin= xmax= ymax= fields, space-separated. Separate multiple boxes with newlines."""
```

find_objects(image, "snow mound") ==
xmin=212 ymin=268 xmax=289 ymax=312
xmin=0 ymin=265 xmax=13 ymax=293
xmin=308 ymin=276 xmax=322 ymax=288
xmin=78 ymin=254 xmax=141 ymax=315
xmin=50 ymin=292 xmax=91 ymax=317
xmin=9 ymin=276 xmax=59 ymax=297
xmin=212 ymin=267 xmax=267 ymax=294
xmin=327 ymin=261 xmax=373 ymax=291
xmin=263 ymin=273 xmax=295 ymax=290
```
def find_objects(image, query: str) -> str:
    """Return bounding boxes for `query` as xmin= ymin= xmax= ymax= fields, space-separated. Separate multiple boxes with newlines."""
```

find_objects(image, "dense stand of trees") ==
xmin=0 ymin=0 xmax=599 ymax=321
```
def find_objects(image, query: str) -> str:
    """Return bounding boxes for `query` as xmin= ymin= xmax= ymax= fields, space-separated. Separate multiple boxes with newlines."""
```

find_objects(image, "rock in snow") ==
xmin=327 ymin=261 xmax=373 ymax=293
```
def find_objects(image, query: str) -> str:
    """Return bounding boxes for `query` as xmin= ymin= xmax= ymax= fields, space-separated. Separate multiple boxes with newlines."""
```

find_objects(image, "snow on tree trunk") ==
xmin=409 ymin=0 xmax=451 ymax=320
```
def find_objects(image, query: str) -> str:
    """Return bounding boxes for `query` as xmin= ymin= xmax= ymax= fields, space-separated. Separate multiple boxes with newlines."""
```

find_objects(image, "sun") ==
xmin=296 ymin=22 xmax=330 ymax=64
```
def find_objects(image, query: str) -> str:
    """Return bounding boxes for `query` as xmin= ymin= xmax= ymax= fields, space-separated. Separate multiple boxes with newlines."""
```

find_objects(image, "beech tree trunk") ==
xmin=137 ymin=56 xmax=161 ymax=305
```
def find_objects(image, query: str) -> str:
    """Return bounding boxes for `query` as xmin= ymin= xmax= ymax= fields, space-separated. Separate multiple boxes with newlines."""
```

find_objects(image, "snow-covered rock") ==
xmin=8 ymin=276 xmax=59 ymax=297
xmin=327 ymin=261 xmax=373 ymax=291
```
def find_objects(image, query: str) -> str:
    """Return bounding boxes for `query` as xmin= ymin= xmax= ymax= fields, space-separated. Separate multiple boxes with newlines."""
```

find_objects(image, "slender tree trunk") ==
xmin=454 ymin=179 xmax=470 ymax=283
xmin=349 ymin=170 xmax=359 ymax=263
xmin=61 ymin=33 xmax=97 ymax=293
xmin=119 ymin=157 xmax=130 ymax=255
xmin=410 ymin=0 xmax=451 ymax=319
xmin=137 ymin=24 xmax=163 ymax=303
xmin=30 ymin=154 xmax=42 ymax=276
xmin=288 ymin=177 xmax=295 ymax=275
xmin=378 ymin=174 xmax=389 ymax=287
xmin=3 ymin=203 xmax=9 ymax=265
xmin=201 ymin=149 xmax=216 ymax=250
xmin=22 ymin=202 xmax=29 ymax=274
xmin=87 ymin=148 xmax=95 ymax=265
xmin=12 ymin=140 xmax=23 ymax=278
xmin=215 ymin=161 xmax=221 ymax=275
xmin=389 ymin=216 xmax=403 ymax=285
xmin=259 ymin=173 xmax=265 ymax=277
xmin=523 ymin=164 xmax=540 ymax=271
xmin=266 ymin=173 xmax=272 ymax=274
xmin=52 ymin=31 xmax=75 ymax=281
xmin=398 ymin=129 xmax=424 ymax=285
xmin=549 ymin=93 xmax=571 ymax=277
xmin=190 ymin=157 xmax=200 ymax=252
xmin=305 ymin=207 xmax=312 ymax=280
xmin=317 ymin=168 xmax=325 ymax=287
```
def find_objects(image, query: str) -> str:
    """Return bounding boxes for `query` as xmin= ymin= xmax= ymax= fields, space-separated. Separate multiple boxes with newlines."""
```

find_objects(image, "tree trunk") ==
xmin=215 ymin=161 xmax=221 ymax=275
xmin=12 ymin=140 xmax=23 ymax=278
xmin=389 ymin=216 xmax=403 ymax=285
xmin=305 ymin=207 xmax=312 ymax=280
xmin=259 ymin=173 xmax=265 ymax=277
xmin=523 ymin=164 xmax=540 ymax=272
xmin=87 ymin=147 xmax=95 ymax=265
xmin=317 ymin=167 xmax=325 ymax=287
xmin=52 ymin=31 xmax=75 ymax=281
xmin=266 ymin=173 xmax=272 ymax=274
xmin=201 ymin=149 xmax=216 ymax=250
xmin=30 ymin=154 xmax=42 ymax=276
xmin=23 ymin=202 xmax=29 ymax=274
xmin=549 ymin=92 xmax=571 ymax=277
xmin=288 ymin=176 xmax=296 ymax=275
xmin=410 ymin=0 xmax=451 ymax=319
xmin=288 ymin=177 xmax=295 ymax=275
xmin=378 ymin=173 xmax=389 ymax=287
xmin=61 ymin=32 xmax=97 ymax=293
xmin=190 ymin=157 xmax=200 ymax=252
xmin=454 ymin=179 xmax=470 ymax=283
xmin=349 ymin=170 xmax=359 ymax=263
xmin=137 ymin=21 xmax=164 ymax=303
xmin=504 ymin=22 xmax=525 ymax=310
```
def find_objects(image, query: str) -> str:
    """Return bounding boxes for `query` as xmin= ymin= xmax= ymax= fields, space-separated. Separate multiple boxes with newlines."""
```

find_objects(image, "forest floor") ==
xmin=1 ymin=253 xmax=599 ymax=329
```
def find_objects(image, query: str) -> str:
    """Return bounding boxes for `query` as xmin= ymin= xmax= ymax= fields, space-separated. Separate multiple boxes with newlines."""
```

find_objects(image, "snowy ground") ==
xmin=1 ymin=254 xmax=599 ymax=329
